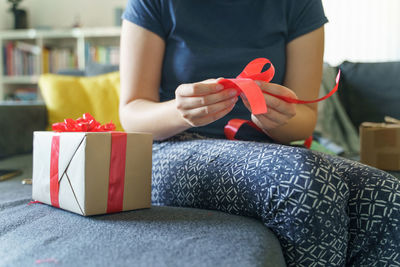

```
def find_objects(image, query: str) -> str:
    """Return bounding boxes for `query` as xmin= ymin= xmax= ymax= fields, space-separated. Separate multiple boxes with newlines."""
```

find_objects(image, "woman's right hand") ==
xmin=175 ymin=79 xmax=238 ymax=127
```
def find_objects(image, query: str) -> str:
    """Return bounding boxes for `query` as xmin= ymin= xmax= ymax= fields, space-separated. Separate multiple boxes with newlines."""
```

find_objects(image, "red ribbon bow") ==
xmin=52 ymin=113 xmax=116 ymax=132
xmin=218 ymin=58 xmax=275 ymax=115
xmin=218 ymin=58 xmax=340 ymax=115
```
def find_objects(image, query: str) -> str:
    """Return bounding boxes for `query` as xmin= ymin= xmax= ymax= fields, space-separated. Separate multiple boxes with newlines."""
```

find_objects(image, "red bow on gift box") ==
xmin=52 ymin=113 xmax=116 ymax=132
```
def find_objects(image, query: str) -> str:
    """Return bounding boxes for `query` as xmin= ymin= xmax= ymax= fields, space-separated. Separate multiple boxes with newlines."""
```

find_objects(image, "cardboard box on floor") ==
xmin=32 ymin=131 xmax=153 ymax=216
xmin=360 ymin=116 xmax=400 ymax=171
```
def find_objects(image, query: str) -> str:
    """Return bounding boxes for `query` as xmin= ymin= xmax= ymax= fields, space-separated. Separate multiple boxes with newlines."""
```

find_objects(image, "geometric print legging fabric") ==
xmin=151 ymin=133 xmax=400 ymax=267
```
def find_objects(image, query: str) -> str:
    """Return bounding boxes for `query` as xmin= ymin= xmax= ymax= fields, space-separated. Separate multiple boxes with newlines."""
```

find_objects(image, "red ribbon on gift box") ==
xmin=106 ymin=132 xmax=127 ymax=214
xmin=219 ymin=58 xmax=340 ymax=146
xmin=50 ymin=113 xmax=126 ymax=214
xmin=50 ymin=136 xmax=60 ymax=208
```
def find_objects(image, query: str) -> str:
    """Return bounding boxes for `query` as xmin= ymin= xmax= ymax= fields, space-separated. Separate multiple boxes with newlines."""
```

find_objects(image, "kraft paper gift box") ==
xmin=32 ymin=131 xmax=152 ymax=216
xmin=360 ymin=117 xmax=400 ymax=171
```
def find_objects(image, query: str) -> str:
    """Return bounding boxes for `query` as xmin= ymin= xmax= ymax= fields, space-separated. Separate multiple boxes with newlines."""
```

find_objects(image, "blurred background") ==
xmin=323 ymin=0 xmax=400 ymax=65
xmin=0 ymin=0 xmax=126 ymax=29
xmin=0 ymin=0 xmax=399 ymax=65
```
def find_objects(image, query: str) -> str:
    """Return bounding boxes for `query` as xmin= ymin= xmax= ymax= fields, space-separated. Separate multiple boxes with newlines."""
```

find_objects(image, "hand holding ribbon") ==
xmin=175 ymin=79 xmax=238 ymax=127
xmin=217 ymin=58 xmax=340 ymax=115
xmin=241 ymin=81 xmax=298 ymax=132
xmin=219 ymin=58 xmax=340 ymax=144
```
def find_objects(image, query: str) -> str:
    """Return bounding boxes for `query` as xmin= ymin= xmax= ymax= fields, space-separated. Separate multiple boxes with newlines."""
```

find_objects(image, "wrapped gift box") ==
xmin=360 ymin=117 xmax=400 ymax=171
xmin=32 ymin=131 xmax=152 ymax=216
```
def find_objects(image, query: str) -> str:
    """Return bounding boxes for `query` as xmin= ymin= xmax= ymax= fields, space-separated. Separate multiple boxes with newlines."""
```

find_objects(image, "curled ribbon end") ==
xmin=336 ymin=69 xmax=341 ymax=83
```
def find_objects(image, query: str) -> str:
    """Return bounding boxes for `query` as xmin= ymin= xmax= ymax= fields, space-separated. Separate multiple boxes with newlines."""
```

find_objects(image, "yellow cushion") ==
xmin=39 ymin=72 xmax=122 ymax=131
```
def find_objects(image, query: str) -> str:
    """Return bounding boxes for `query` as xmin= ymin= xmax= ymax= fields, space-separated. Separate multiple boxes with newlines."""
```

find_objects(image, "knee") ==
xmin=263 ymin=150 xmax=350 ymax=227
xmin=272 ymin=149 xmax=349 ymax=204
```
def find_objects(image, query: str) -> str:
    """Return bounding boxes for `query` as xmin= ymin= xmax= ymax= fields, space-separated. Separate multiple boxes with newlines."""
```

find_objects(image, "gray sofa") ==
xmin=0 ymin=155 xmax=285 ymax=267
xmin=316 ymin=61 xmax=400 ymax=179
xmin=0 ymin=61 xmax=399 ymax=266
xmin=0 ymin=63 xmax=287 ymax=266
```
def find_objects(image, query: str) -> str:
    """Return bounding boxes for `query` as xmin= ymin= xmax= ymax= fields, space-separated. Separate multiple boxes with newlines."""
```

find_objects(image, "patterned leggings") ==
xmin=151 ymin=133 xmax=400 ymax=267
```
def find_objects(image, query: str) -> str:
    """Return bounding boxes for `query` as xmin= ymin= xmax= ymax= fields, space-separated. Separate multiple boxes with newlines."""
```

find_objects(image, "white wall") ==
xmin=0 ymin=0 xmax=127 ymax=30
xmin=0 ymin=1 xmax=13 ymax=30
xmin=323 ymin=0 xmax=400 ymax=65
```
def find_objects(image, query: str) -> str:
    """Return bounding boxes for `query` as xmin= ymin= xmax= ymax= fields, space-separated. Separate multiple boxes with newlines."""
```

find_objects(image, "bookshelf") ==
xmin=0 ymin=27 xmax=121 ymax=102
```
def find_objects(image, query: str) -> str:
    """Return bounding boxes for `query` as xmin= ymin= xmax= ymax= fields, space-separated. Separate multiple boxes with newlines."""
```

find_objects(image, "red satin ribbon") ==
xmin=50 ymin=135 xmax=60 ymax=208
xmin=220 ymin=58 xmax=340 ymax=148
xmin=28 ymin=200 xmax=42 ymax=205
xmin=303 ymin=136 xmax=313 ymax=149
xmin=49 ymin=113 xmax=126 ymax=214
xmin=218 ymin=58 xmax=274 ymax=115
xmin=224 ymin=119 xmax=263 ymax=140
xmin=218 ymin=58 xmax=340 ymax=115
xmin=107 ymin=132 xmax=127 ymax=213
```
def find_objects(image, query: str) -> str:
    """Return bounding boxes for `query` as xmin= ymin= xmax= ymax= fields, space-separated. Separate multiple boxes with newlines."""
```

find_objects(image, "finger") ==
xmin=192 ymin=104 xmax=236 ymax=127
xmin=265 ymin=96 xmax=296 ymax=117
xmin=255 ymin=107 xmax=293 ymax=126
xmin=256 ymin=81 xmax=298 ymax=115
xmin=241 ymin=90 xmax=295 ymax=118
xmin=256 ymin=81 xmax=298 ymax=99
xmin=177 ymin=89 xmax=237 ymax=110
xmin=241 ymin=83 xmax=296 ymax=116
xmin=251 ymin=114 xmax=281 ymax=130
xmin=181 ymin=97 xmax=238 ymax=120
xmin=177 ymin=81 xmax=224 ymax=97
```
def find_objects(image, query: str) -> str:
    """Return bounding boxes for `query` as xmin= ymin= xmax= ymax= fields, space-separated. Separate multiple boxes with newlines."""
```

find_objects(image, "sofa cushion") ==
xmin=85 ymin=62 xmax=119 ymax=76
xmin=338 ymin=61 xmax=400 ymax=129
xmin=38 ymin=72 xmax=123 ymax=131
xmin=57 ymin=69 xmax=86 ymax=76
xmin=57 ymin=64 xmax=119 ymax=77
xmin=0 ymin=103 xmax=47 ymax=158
xmin=0 ymin=154 xmax=286 ymax=267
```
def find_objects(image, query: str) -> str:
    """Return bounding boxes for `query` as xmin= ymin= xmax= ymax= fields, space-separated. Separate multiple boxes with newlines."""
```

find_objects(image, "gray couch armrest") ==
xmin=0 ymin=102 xmax=47 ymax=158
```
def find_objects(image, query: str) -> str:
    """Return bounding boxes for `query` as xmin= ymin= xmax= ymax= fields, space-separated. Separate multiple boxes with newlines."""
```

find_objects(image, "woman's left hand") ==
xmin=241 ymin=81 xmax=298 ymax=134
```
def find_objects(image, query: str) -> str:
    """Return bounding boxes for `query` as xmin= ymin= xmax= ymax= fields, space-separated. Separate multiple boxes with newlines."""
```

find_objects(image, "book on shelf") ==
xmin=15 ymin=42 xmax=41 ymax=55
xmin=85 ymin=42 xmax=120 ymax=65
xmin=2 ymin=39 xmax=121 ymax=79
xmin=42 ymin=46 xmax=77 ymax=74
xmin=2 ymin=41 xmax=78 ymax=76
xmin=3 ymin=41 xmax=39 ymax=76
xmin=5 ymin=87 xmax=37 ymax=102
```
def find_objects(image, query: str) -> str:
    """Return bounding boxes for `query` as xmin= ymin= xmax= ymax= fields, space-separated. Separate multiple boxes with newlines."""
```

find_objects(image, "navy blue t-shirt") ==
xmin=122 ymin=0 xmax=328 ymax=139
